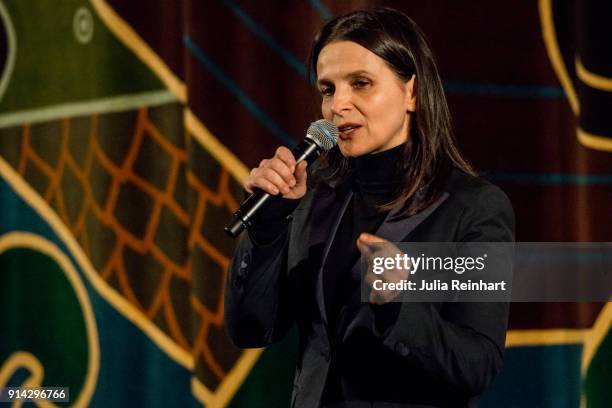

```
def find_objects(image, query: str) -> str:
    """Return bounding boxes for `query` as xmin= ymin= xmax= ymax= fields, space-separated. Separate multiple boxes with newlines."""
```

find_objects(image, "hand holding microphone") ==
xmin=225 ymin=120 xmax=338 ymax=238
xmin=245 ymin=146 xmax=309 ymax=200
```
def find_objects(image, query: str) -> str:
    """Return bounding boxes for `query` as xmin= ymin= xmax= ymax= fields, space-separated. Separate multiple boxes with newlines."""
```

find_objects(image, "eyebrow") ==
xmin=317 ymin=70 xmax=373 ymax=86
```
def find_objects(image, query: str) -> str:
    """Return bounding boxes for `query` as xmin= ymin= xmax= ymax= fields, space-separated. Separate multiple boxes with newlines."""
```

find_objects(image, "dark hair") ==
xmin=308 ymin=7 xmax=475 ymax=216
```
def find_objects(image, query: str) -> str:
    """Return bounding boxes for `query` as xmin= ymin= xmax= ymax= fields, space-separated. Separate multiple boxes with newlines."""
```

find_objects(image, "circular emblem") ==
xmin=73 ymin=6 xmax=94 ymax=44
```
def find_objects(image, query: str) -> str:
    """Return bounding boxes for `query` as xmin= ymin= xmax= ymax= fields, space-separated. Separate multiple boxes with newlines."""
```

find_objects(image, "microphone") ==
xmin=224 ymin=119 xmax=338 ymax=238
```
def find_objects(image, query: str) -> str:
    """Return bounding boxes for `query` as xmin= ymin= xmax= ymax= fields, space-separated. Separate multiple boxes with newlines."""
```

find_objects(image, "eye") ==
xmin=352 ymin=79 xmax=371 ymax=89
xmin=319 ymin=86 xmax=334 ymax=97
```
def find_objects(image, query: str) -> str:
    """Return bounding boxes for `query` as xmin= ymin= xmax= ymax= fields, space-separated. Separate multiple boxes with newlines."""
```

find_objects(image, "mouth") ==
xmin=337 ymin=123 xmax=362 ymax=139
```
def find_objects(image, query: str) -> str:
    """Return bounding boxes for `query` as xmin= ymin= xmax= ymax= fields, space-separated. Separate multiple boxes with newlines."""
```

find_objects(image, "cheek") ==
xmin=320 ymin=101 xmax=331 ymax=119
xmin=374 ymin=95 xmax=406 ymax=127
xmin=364 ymin=93 xmax=390 ymax=119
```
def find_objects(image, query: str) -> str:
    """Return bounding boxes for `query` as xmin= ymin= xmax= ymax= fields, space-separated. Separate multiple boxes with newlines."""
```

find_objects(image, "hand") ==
xmin=357 ymin=233 xmax=410 ymax=305
xmin=244 ymin=146 xmax=308 ymax=200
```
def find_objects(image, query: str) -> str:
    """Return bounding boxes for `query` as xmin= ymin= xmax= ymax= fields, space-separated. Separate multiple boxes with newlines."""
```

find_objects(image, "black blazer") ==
xmin=225 ymin=169 xmax=515 ymax=408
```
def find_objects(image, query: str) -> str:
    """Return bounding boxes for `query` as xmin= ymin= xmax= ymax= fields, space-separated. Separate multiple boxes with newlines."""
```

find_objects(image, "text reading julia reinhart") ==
xmin=371 ymin=253 xmax=507 ymax=291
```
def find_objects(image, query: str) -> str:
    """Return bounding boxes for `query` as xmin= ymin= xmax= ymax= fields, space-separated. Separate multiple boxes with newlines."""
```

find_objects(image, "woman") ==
xmin=225 ymin=8 xmax=514 ymax=408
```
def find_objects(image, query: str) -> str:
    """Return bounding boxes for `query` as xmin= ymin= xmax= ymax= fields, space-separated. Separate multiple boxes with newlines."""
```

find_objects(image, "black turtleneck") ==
xmin=353 ymin=143 xmax=406 ymax=202
xmin=323 ymin=143 xmax=405 ymax=335
xmin=323 ymin=144 xmax=405 ymax=402
xmin=321 ymin=143 xmax=406 ymax=403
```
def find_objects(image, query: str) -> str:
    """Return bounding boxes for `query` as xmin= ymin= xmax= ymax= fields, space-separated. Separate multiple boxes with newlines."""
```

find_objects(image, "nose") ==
xmin=330 ymin=86 xmax=352 ymax=116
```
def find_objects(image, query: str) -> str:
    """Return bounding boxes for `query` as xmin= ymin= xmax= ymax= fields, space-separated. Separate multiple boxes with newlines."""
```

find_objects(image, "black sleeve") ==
xmin=224 ymin=197 xmax=300 ymax=348
xmin=248 ymin=196 xmax=301 ymax=245
xmin=373 ymin=184 xmax=515 ymax=396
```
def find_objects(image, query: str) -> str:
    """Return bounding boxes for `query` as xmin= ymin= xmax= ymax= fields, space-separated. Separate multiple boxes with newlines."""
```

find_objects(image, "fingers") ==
xmin=274 ymin=146 xmax=297 ymax=172
xmin=294 ymin=161 xmax=308 ymax=187
xmin=243 ymin=147 xmax=305 ymax=197
xmin=245 ymin=169 xmax=281 ymax=195
xmin=266 ymin=159 xmax=297 ymax=189
xmin=369 ymin=290 xmax=385 ymax=305
xmin=359 ymin=234 xmax=406 ymax=304
xmin=366 ymin=273 xmax=391 ymax=305
xmin=263 ymin=165 xmax=294 ymax=193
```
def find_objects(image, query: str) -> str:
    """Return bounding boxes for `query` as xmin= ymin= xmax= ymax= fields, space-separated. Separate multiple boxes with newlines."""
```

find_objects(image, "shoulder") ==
xmin=443 ymin=169 xmax=515 ymax=242
xmin=445 ymin=169 xmax=509 ymax=205
xmin=446 ymin=169 xmax=512 ymax=210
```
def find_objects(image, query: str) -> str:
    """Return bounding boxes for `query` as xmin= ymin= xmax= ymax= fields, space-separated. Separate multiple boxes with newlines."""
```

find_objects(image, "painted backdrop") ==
xmin=0 ymin=1 xmax=610 ymax=407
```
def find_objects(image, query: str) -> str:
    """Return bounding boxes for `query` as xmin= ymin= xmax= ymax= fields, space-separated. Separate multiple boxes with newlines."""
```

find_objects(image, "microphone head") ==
xmin=306 ymin=119 xmax=338 ymax=151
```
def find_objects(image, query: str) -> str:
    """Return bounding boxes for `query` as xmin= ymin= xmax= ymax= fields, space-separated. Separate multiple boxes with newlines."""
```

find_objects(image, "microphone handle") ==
xmin=224 ymin=139 xmax=320 ymax=238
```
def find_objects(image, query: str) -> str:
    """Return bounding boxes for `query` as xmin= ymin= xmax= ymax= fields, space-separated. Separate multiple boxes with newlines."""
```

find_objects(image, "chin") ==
xmin=339 ymin=148 xmax=360 ymax=158
xmin=339 ymin=142 xmax=369 ymax=158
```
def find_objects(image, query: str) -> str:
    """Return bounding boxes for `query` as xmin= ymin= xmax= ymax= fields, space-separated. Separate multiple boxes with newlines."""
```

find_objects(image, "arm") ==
xmin=374 ymin=184 xmax=515 ymax=395
xmin=224 ymin=147 xmax=306 ymax=348
xmin=224 ymin=211 xmax=296 ymax=348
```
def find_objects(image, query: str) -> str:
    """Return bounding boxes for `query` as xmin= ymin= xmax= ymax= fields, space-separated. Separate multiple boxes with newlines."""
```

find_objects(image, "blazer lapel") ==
xmin=342 ymin=192 xmax=451 ymax=340
xmin=375 ymin=192 xmax=450 ymax=241
xmin=347 ymin=192 xmax=450 ymax=283
xmin=308 ymin=181 xmax=354 ymax=328
xmin=308 ymin=179 xmax=449 ymax=331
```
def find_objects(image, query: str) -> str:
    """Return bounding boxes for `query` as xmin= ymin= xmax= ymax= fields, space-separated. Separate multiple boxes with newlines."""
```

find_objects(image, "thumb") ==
xmin=358 ymin=233 xmax=387 ymax=244
xmin=356 ymin=238 xmax=374 ymax=256
xmin=357 ymin=233 xmax=389 ymax=255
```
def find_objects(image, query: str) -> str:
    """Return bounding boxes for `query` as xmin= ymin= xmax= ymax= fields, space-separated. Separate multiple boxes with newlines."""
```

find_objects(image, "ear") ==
xmin=404 ymin=74 xmax=417 ymax=113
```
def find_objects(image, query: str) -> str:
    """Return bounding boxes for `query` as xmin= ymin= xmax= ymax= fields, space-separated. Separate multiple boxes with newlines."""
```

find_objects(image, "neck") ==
xmin=353 ymin=143 xmax=405 ymax=200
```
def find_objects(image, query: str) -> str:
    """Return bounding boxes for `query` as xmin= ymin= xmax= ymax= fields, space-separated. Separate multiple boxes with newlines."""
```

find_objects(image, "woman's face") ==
xmin=316 ymin=41 xmax=416 ymax=158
